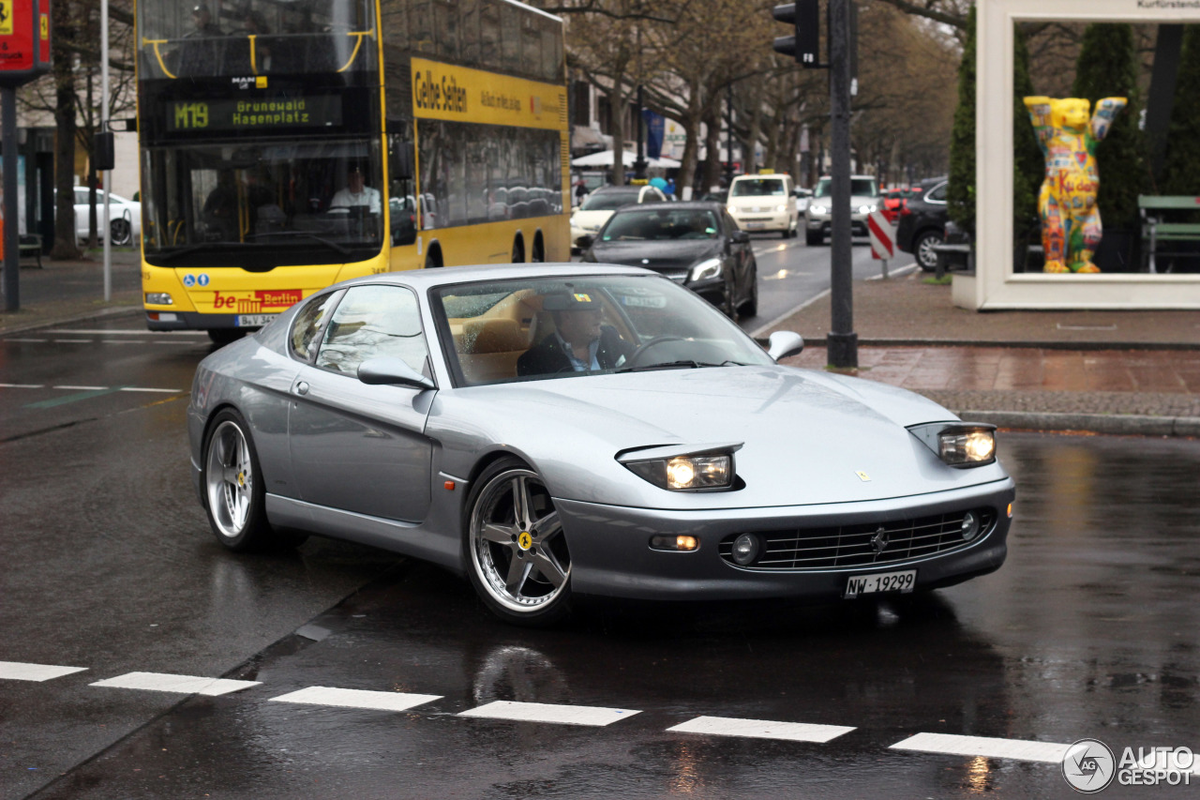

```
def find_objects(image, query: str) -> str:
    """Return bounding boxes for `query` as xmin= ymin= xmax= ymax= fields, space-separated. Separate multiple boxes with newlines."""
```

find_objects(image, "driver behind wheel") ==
xmin=516 ymin=292 xmax=634 ymax=376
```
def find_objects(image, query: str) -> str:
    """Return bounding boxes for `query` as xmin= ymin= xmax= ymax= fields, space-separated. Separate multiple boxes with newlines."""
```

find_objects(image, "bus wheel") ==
xmin=425 ymin=249 xmax=443 ymax=269
xmin=511 ymin=237 xmax=525 ymax=263
xmin=531 ymin=236 xmax=545 ymax=263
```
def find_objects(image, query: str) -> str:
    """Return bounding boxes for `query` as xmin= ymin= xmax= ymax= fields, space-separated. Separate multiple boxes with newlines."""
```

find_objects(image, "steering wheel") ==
xmin=624 ymin=335 xmax=685 ymax=369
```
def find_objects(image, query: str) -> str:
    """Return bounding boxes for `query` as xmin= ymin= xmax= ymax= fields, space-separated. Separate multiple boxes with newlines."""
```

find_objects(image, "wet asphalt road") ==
xmin=2 ymin=269 xmax=1198 ymax=799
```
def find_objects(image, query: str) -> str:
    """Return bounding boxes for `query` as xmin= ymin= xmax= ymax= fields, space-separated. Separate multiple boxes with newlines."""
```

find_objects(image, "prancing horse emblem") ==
xmin=871 ymin=527 xmax=889 ymax=554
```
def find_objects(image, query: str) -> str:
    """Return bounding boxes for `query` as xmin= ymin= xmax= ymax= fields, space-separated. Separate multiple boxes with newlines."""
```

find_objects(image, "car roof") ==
xmin=316 ymin=263 xmax=660 ymax=294
xmin=592 ymin=185 xmax=643 ymax=194
xmin=611 ymin=200 xmax=724 ymax=212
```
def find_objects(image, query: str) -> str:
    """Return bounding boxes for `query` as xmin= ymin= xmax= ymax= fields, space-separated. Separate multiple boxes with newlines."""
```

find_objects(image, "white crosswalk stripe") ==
xmin=0 ymin=661 xmax=88 ymax=682
xmin=459 ymin=700 xmax=640 ymax=727
xmin=89 ymin=671 xmax=261 ymax=697
xmin=668 ymin=715 xmax=855 ymax=743
xmin=890 ymin=732 xmax=1070 ymax=763
xmin=269 ymin=686 xmax=441 ymax=712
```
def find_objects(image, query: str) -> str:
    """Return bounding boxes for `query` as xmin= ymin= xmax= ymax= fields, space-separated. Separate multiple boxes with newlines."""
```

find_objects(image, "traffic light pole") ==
xmin=2 ymin=88 xmax=18 ymax=313
xmin=826 ymin=0 xmax=857 ymax=369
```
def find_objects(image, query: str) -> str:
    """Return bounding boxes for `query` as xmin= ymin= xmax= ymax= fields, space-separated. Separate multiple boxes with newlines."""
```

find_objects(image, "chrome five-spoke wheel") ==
xmin=201 ymin=409 xmax=280 ymax=551
xmin=467 ymin=459 xmax=572 ymax=625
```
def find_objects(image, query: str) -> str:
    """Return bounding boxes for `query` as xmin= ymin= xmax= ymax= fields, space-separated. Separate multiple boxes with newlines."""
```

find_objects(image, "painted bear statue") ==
xmin=1023 ymin=96 xmax=1126 ymax=274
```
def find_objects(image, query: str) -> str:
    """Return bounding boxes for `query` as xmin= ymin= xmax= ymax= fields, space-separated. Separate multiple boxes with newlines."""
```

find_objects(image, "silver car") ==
xmin=188 ymin=265 xmax=1013 ymax=626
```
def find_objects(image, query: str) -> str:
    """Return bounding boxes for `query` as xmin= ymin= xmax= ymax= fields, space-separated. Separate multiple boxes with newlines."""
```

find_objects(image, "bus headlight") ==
xmin=145 ymin=293 xmax=174 ymax=305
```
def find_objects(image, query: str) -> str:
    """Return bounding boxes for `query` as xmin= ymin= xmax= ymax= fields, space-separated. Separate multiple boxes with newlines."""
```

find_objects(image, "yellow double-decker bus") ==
xmin=136 ymin=0 xmax=568 ymax=341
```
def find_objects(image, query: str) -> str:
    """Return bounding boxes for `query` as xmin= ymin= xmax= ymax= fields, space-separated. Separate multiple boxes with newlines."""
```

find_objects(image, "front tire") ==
xmin=806 ymin=230 xmax=823 ymax=246
xmin=465 ymin=458 xmax=572 ymax=626
xmin=202 ymin=409 xmax=274 ymax=551
xmin=739 ymin=262 xmax=759 ymax=317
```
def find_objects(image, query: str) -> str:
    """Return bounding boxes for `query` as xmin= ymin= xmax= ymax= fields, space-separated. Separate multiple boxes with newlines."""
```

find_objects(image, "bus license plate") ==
xmin=844 ymin=569 xmax=916 ymax=599
xmin=236 ymin=314 xmax=276 ymax=327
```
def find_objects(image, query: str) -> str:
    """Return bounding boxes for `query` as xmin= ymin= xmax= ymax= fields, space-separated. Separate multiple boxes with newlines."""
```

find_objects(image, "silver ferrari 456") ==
xmin=188 ymin=264 xmax=1014 ymax=626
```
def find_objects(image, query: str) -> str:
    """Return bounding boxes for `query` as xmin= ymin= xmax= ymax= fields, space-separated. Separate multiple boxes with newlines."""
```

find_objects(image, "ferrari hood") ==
xmin=438 ymin=366 xmax=1007 ymax=509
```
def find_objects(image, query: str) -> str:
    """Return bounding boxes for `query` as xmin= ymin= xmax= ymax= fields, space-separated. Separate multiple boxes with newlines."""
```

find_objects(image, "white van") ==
xmin=725 ymin=172 xmax=798 ymax=238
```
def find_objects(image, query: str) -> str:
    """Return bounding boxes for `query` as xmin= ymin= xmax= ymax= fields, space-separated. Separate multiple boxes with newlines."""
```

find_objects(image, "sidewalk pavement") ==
xmin=2 ymin=254 xmax=1199 ymax=437
xmin=766 ymin=270 xmax=1200 ymax=437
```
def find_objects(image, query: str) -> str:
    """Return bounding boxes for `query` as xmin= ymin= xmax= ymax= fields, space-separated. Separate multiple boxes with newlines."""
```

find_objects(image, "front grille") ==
xmin=719 ymin=508 xmax=996 ymax=571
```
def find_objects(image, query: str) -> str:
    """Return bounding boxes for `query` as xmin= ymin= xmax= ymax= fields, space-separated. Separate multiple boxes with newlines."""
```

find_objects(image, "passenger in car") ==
xmin=516 ymin=292 xmax=634 ymax=376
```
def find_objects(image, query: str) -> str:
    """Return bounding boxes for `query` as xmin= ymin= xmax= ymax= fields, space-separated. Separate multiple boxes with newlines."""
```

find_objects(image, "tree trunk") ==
xmin=702 ymin=103 xmax=723 ymax=192
xmin=52 ymin=0 xmax=82 ymax=260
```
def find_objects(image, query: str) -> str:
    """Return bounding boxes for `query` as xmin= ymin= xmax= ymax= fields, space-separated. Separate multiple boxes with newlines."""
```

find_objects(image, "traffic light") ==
xmin=771 ymin=0 xmax=820 ymax=67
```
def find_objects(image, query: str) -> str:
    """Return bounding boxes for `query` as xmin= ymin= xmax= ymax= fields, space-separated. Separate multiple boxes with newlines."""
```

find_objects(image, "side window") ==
xmin=927 ymin=183 xmax=948 ymax=203
xmin=290 ymin=292 xmax=340 ymax=362
xmin=315 ymin=285 xmax=429 ymax=376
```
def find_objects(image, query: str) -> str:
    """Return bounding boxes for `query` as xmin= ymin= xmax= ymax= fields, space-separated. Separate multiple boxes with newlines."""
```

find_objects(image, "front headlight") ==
xmin=857 ymin=203 xmax=877 ymax=215
xmin=726 ymin=205 xmax=736 ymax=216
xmin=908 ymin=422 xmax=997 ymax=468
xmin=689 ymin=258 xmax=723 ymax=282
xmin=618 ymin=444 xmax=742 ymax=491
xmin=776 ymin=204 xmax=788 ymax=213
xmin=145 ymin=292 xmax=173 ymax=305
xmin=810 ymin=204 xmax=828 ymax=215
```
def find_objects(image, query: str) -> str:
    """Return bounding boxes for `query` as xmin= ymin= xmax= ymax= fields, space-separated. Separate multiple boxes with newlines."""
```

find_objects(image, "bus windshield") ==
xmin=141 ymin=138 xmax=390 ymax=268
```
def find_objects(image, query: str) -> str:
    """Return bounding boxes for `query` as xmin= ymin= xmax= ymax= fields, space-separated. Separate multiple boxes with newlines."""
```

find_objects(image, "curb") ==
xmin=0 ymin=305 xmax=142 ymax=336
xmin=799 ymin=338 xmax=1200 ymax=352
xmin=954 ymin=409 xmax=1200 ymax=438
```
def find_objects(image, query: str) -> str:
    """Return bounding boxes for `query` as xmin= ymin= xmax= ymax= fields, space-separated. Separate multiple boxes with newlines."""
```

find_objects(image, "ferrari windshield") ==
xmin=434 ymin=274 xmax=775 ymax=386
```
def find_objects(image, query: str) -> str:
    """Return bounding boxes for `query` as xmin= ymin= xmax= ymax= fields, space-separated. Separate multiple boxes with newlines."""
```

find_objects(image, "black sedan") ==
xmin=895 ymin=178 xmax=949 ymax=271
xmin=579 ymin=202 xmax=758 ymax=318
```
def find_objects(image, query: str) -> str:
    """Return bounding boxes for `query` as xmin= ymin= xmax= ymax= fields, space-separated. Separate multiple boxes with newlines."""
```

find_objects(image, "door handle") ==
xmin=295 ymin=381 xmax=309 ymax=395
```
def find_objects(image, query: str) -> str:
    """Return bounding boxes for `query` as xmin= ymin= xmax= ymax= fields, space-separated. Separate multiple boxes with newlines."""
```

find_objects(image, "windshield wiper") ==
xmin=618 ymin=359 xmax=746 ymax=373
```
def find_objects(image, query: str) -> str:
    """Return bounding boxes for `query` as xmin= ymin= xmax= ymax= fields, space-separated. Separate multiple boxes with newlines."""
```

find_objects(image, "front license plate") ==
xmin=746 ymin=222 xmax=764 ymax=230
xmin=844 ymin=569 xmax=916 ymax=599
xmin=236 ymin=314 xmax=276 ymax=327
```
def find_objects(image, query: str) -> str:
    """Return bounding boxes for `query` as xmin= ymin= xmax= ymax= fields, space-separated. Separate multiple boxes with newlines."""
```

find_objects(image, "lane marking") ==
xmin=118 ymin=387 xmax=184 ymax=394
xmin=269 ymin=686 xmax=442 ymax=712
xmin=750 ymin=288 xmax=830 ymax=339
xmin=53 ymin=385 xmax=109 ymax=391
xmin=890 ymin=732 xmax=1070 ymax=763
xmin=52 ymin=339 xmax=91 ymax=344
xmin=25 ymin=387 xmax=124 ymax=409
xmin=90 ymin=672 xmax=262 ymax=697
xmin=668 ymin=715 xmax=855 ymax=743
xmin=0 ymin=661 xmax=88 ymax=682
xmin=2 ymin=338 xmax=49 ymax=343
xmin=47 ymin=329 xmax=208 ymax=337
xmin=459 ymin=700 xmax=640 ymax=727
xmin=0 ymin=383 xmax=45 ymax=389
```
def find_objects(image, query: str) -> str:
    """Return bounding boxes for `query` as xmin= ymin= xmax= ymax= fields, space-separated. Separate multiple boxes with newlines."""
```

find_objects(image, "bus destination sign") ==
xmin=168 ymin=96 xmax=342 ymax=132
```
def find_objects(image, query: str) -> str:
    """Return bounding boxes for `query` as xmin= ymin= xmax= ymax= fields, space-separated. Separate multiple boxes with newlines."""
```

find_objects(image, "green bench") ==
xmin=1139 ymin=195 xmax=1200 ymax=273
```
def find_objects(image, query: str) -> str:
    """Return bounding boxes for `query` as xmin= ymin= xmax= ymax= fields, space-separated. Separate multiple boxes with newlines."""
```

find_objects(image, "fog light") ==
xmin=731 ymin=533 xmax=760 ymax=566
xmin=649 ymin=534 xmax=699 ymax=552
xmin=961 ymin=511 xmax=981 ymax=541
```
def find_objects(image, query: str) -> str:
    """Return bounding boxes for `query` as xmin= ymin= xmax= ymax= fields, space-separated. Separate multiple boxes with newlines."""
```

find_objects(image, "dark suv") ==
xmin=895 ymin=178 xmax=949 ymax=271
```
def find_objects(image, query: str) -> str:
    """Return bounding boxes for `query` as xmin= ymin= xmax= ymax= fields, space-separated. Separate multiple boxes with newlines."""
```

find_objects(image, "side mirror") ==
xmin=766 ymin=330 xmax=804 ymax=360
xmin=577 ymin=235 xmax=594 ymax=250
xmin=730 ymin=230 xmax=750 ymax=244
xmin=358 ymin=357 xmax=436 ymax=390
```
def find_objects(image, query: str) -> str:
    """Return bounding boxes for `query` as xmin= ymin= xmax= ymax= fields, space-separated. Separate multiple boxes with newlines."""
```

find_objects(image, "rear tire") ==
xmin=202 ymin=409 xmax=275 ymax=551
xmin=464 ymin=457 xmax=572 ymax=627
xmin=207 ymin=329 xmax=245 ymax=346
xmin=914 ymin=230 xmax=941 ymax=271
